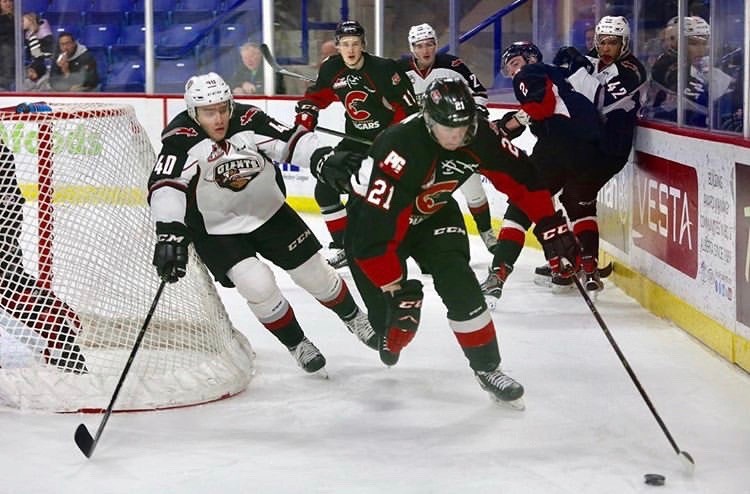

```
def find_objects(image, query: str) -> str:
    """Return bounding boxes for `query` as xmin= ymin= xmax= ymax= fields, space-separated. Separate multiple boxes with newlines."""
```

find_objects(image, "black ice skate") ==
xmin=581 ymin=256 xmax=604 ymax=293
xmin=479 ymin=229 xmax=498 ymax=253
xmin=480 ymin=263 xmax=514 ymax=299
xmin=475 ymin=367 xmax=525 ymax=410
xmin=288 ymin=337 xmax=326 ymax=374
xmin=343 ymin=310 xmax=378 ymax=350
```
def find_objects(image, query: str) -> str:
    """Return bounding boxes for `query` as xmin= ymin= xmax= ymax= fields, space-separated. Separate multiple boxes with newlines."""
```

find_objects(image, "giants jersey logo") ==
xmin=213 ymin=156 xmax=263 ymax=191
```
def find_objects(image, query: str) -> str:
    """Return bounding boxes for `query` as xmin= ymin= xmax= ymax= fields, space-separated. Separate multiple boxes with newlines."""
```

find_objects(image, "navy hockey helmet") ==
xmin=500 ymin=41 xmax=543 ymax=76
xmin=335 ymin=20 xmax=366 ymax=45
xmin=421 ymin=77 xmax=478 ymax=146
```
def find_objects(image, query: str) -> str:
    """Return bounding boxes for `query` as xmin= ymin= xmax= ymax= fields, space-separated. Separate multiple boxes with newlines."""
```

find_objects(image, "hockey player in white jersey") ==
xmin=398 ymin=23 xmax=498 ymax=253
xmin=147 ymin=73 xmax=377 ymax=375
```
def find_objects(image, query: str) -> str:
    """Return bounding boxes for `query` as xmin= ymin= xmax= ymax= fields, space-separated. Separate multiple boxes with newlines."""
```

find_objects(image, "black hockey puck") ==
xmin=644 ymin=473 xmax=666 ymax=486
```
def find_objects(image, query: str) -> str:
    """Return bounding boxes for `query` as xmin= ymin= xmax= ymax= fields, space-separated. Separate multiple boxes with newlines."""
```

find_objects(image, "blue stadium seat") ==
xmin=50 ymin=23 xmax=81 ymax=40
xmin=171 ymin=0 xmax=220 ymax=24
xmin=155 ymin=21 xmax=210 ymax=59
xmin=111 ymin=24 xmax=145 ymax=61
xmin=24 ymin=0 xmax=51 ymax=16
xmin=155 ymin=58 xmax=198 ymax=93
xmin=87 ymin=0 xmax=132 ymax=26
xmin=130 ymin=0 xmax=174 ymax=27
xmin=105 ymin=59 xmax=145 ymax=92
xmin=43 ymin=0 xmax=90 ymax=26
xmin=80 ymin=23 xmax=120 ymax=51
xmin=216 ymin=23 xmax=249 ymax=48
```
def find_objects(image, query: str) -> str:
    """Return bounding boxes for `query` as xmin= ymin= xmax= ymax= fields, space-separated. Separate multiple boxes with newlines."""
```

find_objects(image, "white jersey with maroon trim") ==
xmin=148 ymin=103 xmax=319 ymax=236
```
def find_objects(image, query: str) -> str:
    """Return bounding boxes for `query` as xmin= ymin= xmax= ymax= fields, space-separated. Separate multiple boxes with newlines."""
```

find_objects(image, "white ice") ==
xmin=1 ymin=214 xmax=749 ymax=494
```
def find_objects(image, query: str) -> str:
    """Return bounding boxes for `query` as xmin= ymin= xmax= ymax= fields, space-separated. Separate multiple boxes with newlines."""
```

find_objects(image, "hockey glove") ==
xmin=552 ymin=46 xmax=594 ymax=76
xmin=381 ymin=279 xmax=424 ymax=363
xmin=492 ymin=111 xmax=525 ymax=140
xmin=533 ymin=211 xmax=581 ymax=278
xmin=310 ymin=147 xmax=364 ymax=193
xmin=153 ymin=221 xmax=190 ymax=283
xmin=294 ymin=102 xmax=319 ymax=131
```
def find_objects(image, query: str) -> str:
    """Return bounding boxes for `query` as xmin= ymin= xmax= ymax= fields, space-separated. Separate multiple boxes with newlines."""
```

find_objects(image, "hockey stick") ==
xmin=74 ymin=279 xmax=168 ymax=458
xmin=260 ymin=43 xmax=316 ymax=83
xmin=315 ymin=126 xmax=373 ymax=146
xmin=569 ymin=272 xmax=695 ymax=470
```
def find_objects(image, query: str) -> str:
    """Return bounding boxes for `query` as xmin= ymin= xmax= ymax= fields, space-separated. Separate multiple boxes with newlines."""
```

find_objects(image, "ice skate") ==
xmin=343 ymin=310 xmax=378 ymax=350
xmin=475 ymin=367 xmax=525 ymax=410
xmin=480 ymin=263 xmax=513 ymax=299
xmin=479 ymin=229 xmax=498 ymax=253
xmin=46 ymin=342 xmax=88 ymax=374
xmin=581 ymin=256 xmax=604 ymax=295
xmin=288 ymin=337 xmax=327 ymax=376
xmin=378 ymin=326 xmax=417 ymax=367
xmin=326 ymin=242 xmax=348 ymax=269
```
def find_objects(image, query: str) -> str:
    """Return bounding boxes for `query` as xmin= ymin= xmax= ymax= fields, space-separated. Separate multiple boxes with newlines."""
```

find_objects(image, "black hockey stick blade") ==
xmin=74 ymin=424 xmax=96 ymax=458
xmin=260 ymin=43 xmax=316 ymax=83
xmin=74 ymin=279 xmax=168 ymax=459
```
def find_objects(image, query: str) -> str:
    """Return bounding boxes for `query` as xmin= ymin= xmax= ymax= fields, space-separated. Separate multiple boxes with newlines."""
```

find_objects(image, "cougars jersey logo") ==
xmin=415 ymin=181 xmax=459 ymax=215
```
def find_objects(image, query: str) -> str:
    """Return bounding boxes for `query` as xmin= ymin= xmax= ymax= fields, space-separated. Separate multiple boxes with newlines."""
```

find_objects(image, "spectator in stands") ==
xmin=50 ymin=32 xmax=100 ymax=92
xmin=318 ymin=39 xmax=337 ymax=66
xmin=22 ymin=13 xmax=53 ymax=63
xmin=0 ymin=0 xmax=15 ymax=90
xmin=228 ymin=42 xmax=285 ymax=95
xmin=22 ymin=57 xmax=51 ymax=91
xmin=648 ymin=16 xmax=737 ymax=129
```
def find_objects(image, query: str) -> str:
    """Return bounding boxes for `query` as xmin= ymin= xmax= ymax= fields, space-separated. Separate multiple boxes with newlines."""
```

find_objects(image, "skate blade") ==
xmin=489 ymin=394 xmax=526 ymax=411
xmin=484 ymin=296 xmax=498 ymax=312
xmin=310 ymin=367 xmax=329 ymax=379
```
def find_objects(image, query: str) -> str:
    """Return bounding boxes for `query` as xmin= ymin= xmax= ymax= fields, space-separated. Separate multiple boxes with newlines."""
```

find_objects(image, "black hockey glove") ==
xmin=382 ymin=279 xmax=424 ymax=360
xmin=492 ymin=111 xmax=525 ymax=140
xmin=310 ymin=147 xmax=364 ymax=193
xmin=533 ymin=211 xmax=581 ymax=278
xmin=153 ymin=221 xmax=190 ymax=283
xmin=294 ymin=102 xmax=319 ymax=131
xmin=552 ymin=46 xmax=594 ymax=76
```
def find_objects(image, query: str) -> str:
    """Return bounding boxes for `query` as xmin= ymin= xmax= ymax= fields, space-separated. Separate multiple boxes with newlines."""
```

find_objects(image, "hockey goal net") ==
xmin=0 ymin=102 xmax=254 ymax=412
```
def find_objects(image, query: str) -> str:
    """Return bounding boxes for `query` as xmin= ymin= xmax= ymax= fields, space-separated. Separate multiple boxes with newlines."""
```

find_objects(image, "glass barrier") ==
xmin=9 ymin=0 xmax=746 ymax=135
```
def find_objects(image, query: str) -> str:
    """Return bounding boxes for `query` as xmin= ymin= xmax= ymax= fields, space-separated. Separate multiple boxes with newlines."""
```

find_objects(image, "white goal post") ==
xmin=0 ymin=102 xmax=254 ymax=412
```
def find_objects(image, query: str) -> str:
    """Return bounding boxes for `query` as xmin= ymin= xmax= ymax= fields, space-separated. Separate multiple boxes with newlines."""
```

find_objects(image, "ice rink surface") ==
xmin=1 ymin=214 xmax=749 ymax=493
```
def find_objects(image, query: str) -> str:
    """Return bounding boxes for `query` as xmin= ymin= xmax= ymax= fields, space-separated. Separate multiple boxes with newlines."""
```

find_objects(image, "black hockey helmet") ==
xmin=335 ymin=20 xmax=366 ymax=45
xmin=500 ymin=41 xmax=543 ymax=76
xmin=421 ymin=77 xmax=478 ymax=146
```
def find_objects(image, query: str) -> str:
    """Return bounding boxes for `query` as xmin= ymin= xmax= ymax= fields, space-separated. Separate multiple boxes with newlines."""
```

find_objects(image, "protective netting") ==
xmin=0 ymin=103 xmax=254 ymax=412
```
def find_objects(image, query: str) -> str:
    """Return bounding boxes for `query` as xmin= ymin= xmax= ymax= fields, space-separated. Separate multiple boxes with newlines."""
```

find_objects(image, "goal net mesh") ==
xmin=0 ymin=103 xmax=254 ymax=412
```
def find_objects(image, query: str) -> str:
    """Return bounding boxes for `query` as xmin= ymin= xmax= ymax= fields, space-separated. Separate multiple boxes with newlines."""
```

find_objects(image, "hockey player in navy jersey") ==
xmin=312 ymin=78 xmax=582 ymax=407
xmin=294 ymin=20 xmax=418 ymax=269
xmin=147 ymin=73 xmax=378 ymax=376
xmin=399 ymin=23 xmax=498 ymax=253
xmin=481 ymin=39 xmax=619 ymax=301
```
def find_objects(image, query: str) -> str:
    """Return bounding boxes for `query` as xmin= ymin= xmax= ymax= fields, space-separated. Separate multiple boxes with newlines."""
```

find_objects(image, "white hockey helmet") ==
xmin=684 ymin=16 xmax=710 ymax=39
xmin=408 ymin=23 xmax=437 ymax=51
xmin=185 ymin=72 xmax=234 ymax=122
xmin=595 ymin=15 xmax=631 ymax=58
